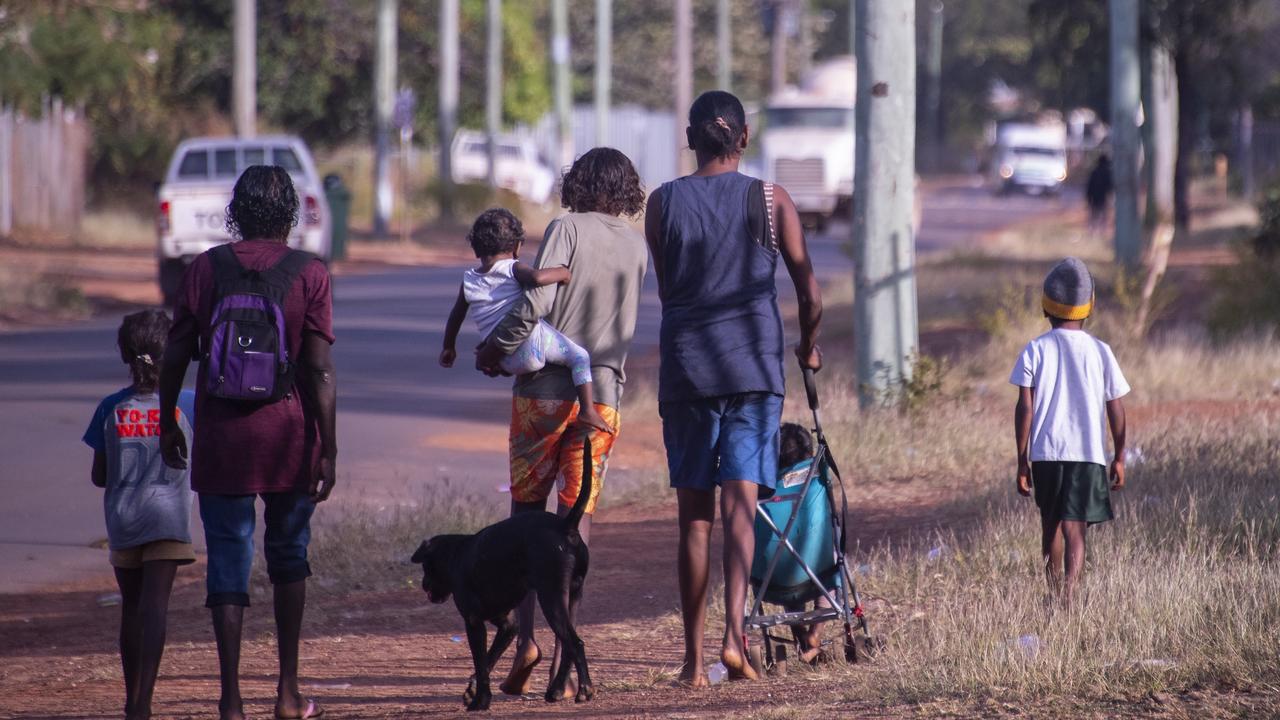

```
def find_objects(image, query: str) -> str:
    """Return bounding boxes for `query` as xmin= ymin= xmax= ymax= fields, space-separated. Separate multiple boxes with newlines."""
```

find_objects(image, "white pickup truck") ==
xmin=156 ymin=136 xmax=331 ymax=304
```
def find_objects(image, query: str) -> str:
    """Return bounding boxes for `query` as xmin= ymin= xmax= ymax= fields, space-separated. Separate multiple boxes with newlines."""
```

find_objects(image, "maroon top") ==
xmin=171 ymin=240 xmax=335 ymax=495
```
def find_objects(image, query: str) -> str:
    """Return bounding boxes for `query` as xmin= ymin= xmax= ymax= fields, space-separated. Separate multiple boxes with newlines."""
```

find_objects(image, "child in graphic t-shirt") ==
xmin=440 ymin=207 xmax=613 ymax=434
xmin=83 ymin=309 xmax=196 ymax=720
xmin=1010 ymin=257 xmax=1130 ymax=606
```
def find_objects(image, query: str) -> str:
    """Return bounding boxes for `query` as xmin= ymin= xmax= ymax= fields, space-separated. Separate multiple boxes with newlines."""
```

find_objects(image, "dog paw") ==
xmin=544 ymin=685 xmax=565 ymax=704
xmin=575 ymin=683 xmax=595 ymax=703
xmin=462 ymin=675 xmax=477 ymax=704
xmin=465 ymin=690 xmax=492 ymax=712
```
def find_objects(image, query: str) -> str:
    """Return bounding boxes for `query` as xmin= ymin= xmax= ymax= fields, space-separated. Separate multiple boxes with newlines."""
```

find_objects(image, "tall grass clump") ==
xmin=307 ymin=476 xmax=503 ymax=591
xmin=851 ymin=410 xmax=1280 ymax=703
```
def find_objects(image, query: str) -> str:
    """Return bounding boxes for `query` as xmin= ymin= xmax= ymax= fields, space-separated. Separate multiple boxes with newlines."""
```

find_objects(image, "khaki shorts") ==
xmin=109 ymin=540 xmax=197 ymax=569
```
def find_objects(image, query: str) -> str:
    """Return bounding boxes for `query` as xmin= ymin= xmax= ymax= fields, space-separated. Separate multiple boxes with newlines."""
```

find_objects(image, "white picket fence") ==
xmin=0 ymin=99 xmax=89 ymax=238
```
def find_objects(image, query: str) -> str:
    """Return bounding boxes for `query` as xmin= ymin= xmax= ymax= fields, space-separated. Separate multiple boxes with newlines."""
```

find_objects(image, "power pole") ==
xmin=675 ymin=0 xmax=693 ymax=176
xmin=595 ymin=0 xmax=612 ymax=147
xmin=853 ymin=0 xmax=918 ymax=407
xmin=552 ymin=0 xmax=573 ymax=169
xmin=486 ymin=0 xmax=502 ymax=188
xmin=439 ymin=0 xmax=459 ymax=223
xmin=716 ymin=0 xmax=731 ymax=90
xmin=924 ymin=1 xmax=944 ymax=172
xmin=373 ymin=0 xmax=396 ymax=236
xmin=1109 ymin=0 xmax=1141 ymax=269
xmin=232 ymin=0 xmax=256 ymax=138
xmin=770 ymin=0 xmax=789 ymax=94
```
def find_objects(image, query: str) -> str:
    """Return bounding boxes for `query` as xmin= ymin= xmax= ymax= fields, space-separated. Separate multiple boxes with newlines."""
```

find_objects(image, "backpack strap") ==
xmin=747 ymin=179 xmax=779 ymax=252
xmin=208 ymin=243 xmax=245 ymax=287
xmin=258 ymin=249 xmax=317 ymax=303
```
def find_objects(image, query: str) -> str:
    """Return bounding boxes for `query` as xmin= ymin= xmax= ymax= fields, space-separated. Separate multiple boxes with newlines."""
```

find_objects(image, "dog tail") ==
xmin=563 ymin=435 xmax=593 ymax=533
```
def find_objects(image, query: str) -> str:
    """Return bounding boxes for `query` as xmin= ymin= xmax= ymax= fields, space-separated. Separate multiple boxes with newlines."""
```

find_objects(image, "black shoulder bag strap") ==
xmin=259 ymin=249 xmax=316 ymax=304
xmin=746 ymin=179 xmax=778 ymax=252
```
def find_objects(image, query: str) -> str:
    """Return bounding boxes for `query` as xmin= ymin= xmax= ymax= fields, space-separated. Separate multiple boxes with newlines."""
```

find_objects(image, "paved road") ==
xmin=0 ymin=178 xmax=1078 ymax=592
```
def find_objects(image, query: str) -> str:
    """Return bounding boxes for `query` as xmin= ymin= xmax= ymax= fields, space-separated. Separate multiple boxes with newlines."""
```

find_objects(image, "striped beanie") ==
xmin=1042 ymin=257 xmax=1094 ymax=320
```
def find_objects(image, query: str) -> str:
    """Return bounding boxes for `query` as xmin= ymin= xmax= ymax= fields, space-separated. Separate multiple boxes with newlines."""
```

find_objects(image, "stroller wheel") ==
xmin=747 ymin=644 xmax=766 ymax=677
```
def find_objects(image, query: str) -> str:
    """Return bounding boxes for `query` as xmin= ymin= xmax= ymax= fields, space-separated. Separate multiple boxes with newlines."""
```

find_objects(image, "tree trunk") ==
xmin=1136 ymin=44 xmax=1178 ymax=335
xmin=1172 ymin=47 xmax=1193 ymax=230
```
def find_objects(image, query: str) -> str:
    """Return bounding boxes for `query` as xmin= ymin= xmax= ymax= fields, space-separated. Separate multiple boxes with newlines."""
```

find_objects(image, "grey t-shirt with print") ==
xmin=83 ymin=389 xmax=196 ymax=550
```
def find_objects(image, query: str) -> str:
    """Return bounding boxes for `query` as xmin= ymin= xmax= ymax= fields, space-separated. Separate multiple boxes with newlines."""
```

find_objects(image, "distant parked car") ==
xmin=450 ymin=130 xmax=556 ymax=204
xmin=156 ymin=136 xmax=331 ymax=305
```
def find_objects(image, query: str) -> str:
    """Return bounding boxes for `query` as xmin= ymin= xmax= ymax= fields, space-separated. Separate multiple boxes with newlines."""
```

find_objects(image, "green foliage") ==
xmin=1209 ymin=183 xmax=1280 ymax=337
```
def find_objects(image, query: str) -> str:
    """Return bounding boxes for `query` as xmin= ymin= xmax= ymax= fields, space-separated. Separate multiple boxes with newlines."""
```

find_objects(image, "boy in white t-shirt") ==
xmin=440 ymin=208 xmax=613 ymax=434
xmin=1010 ymin=257 xmax=1129 ymax=605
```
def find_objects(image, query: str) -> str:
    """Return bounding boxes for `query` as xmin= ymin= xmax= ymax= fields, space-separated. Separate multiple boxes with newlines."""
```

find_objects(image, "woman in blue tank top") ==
xmin=644 ymin=90 xmax=823 ymax=686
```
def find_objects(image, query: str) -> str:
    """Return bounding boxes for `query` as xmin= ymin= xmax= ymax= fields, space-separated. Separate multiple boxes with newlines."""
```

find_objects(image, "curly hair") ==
xmin=467 ymin=208 xmax=525 ymax=258
xmin=687 ymin=90 xmax=747 ymax=159
xmin=118 ymin=309 xmax=171 ymax=393
xmin=559 ymin=147 xmax=646 ymax=218
xmin=226 ymin=165 xmax=298 ymax=241
xmin=779 ymin=422 xmax=814 ymax=470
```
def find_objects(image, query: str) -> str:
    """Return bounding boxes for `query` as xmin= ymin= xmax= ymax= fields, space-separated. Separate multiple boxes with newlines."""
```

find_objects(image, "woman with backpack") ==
xmin=159 ymin=165 xmax=336 ymax=720
xmin=645 ymin=91 xmax=823 ymax=686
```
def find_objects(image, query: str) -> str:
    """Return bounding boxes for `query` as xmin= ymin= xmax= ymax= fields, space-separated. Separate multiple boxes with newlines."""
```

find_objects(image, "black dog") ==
xmin=412 ymin=436 xmax=595 ymax=711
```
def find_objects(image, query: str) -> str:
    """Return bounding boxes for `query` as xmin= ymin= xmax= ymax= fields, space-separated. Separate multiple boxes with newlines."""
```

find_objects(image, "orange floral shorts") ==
xmin=509 ymin=397 xmax=620 ymax=514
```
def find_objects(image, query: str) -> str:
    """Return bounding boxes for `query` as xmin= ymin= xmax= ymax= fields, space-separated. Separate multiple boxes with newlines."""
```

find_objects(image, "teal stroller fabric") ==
xmin=750 ymin=458 xmax=838 ymax=605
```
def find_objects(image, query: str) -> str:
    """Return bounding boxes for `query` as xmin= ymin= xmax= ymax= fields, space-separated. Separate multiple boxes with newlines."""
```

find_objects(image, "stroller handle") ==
xmin=802 ymin=367 xmax=820 ymax=411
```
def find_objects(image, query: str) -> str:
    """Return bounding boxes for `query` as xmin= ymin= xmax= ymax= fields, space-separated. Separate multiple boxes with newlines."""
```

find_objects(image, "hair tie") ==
xmin=136 ymin=353 xmax=154 ymax=366
xmin=714 ymin=116 xmax=731 ymax=131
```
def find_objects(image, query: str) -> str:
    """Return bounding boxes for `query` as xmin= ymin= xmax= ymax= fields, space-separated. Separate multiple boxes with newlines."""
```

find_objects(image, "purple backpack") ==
xmin=203 ymin=244 xmax=313 ymax=402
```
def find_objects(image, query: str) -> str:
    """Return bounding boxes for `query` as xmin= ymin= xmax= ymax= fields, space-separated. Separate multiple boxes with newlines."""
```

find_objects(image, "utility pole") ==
xmin=373 ymin=0 xmax=396 ymax=236
xmin=675 ymin=0 xmax=693 ymax=176
xmin=439 ymin=0 xmax=459 ymax=223
xmin=770 ymin=0 xmax=790 ymax=94
xmin=595 ymin=0 xmax=612 ymax=146
xmin=924 ymin=1 xmax=944 ymax=172
xmin=552 ymin=0 xmax=573 ymax=169
xmin=485 ymin=0 xmax=502 ymax=188
xmin=853 ymin=0 xmax=918 ymax=407
xmin=232 ymin=0 xmax=256 ymax=138
xmin=716 ymin=0 xmax=731 ymax=90
xmin=1109 ymin=0 xmax=1141 ymax=269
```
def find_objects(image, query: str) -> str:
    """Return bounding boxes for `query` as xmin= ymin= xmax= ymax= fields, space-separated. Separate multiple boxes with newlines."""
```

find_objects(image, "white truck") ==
xmin=156 ymin=136 xmax=331 ymax=304
xmin=759 ymin=56 xmax=856 ymax=230
xmin=988 ymin=120 xmax=1069 ymax=195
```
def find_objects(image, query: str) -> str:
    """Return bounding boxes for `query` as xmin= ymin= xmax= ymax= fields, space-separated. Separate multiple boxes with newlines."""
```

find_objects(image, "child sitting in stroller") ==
xmin=770 ymin=422 xmax=832 ymax=664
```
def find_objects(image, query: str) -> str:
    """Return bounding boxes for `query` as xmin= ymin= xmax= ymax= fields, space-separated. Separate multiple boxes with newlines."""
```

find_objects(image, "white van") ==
xmin=156 ymin=136 xmax=330 ymax=304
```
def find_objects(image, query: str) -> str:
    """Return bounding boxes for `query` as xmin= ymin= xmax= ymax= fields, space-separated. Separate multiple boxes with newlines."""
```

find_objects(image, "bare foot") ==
xmin=575 ymin=407 xmax=614 ymax=435
xmin=676 ymin=662 xmax=709 ymax=689
xmin=499 ymin=642 xmax=541 ymax=696
xmin=721 ymin=646 xmax=759 ymax=681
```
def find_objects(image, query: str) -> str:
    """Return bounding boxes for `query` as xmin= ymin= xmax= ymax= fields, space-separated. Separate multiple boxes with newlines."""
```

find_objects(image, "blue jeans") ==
xmin=198 ymin=492 xmax=316 ymax=608
xmin=660 ymin=392 xmax=783 ymax=495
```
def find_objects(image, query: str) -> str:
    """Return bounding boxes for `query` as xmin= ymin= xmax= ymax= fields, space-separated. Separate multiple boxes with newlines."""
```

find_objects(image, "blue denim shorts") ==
xmin=660 ymin=392 xmax=782 ymax=494
xmin=198 ymin=491 xmax=316 ymax=608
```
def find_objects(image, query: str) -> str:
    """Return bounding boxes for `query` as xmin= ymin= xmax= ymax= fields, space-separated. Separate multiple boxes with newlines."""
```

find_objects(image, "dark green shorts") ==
xmin=1031 ymin=461 xmax=1113 ymax=525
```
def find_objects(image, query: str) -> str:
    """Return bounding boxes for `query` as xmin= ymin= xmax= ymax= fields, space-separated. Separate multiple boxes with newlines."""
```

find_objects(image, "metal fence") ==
xmin=0 ymin=100 xmax=89 ymax=238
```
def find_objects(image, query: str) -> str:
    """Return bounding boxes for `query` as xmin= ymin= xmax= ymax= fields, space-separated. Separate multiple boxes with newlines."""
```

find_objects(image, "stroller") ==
xmin=745 ymin=368 xmax=881 ymax=674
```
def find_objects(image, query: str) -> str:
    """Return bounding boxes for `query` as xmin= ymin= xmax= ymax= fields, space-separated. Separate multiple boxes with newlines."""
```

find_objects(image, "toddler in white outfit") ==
xmin=440 ymin=208 xmax=612 ymax=434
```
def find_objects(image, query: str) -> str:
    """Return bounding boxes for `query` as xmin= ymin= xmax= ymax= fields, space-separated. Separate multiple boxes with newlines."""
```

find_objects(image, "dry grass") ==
xmin=812 ymin=407 xmax=1280 ymax=707
xmin=0 ymin=265 xmax=88 ymax=321
xmin=77 ymin=208 xmax=154 ymax=248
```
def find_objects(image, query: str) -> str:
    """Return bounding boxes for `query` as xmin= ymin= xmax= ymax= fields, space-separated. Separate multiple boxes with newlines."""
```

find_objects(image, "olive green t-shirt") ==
xmin=489 ymin=212 xmax=648 ymax=408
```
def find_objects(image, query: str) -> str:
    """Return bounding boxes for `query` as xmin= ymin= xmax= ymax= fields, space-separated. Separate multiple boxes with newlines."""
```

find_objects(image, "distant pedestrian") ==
xmin=475 ymin=147 xmax=649 ymax=699
xmin=1085 ymin=153 xmax=1112 ymax=233
xmin=159 ymin=165 xmax=337 ymax=720
xmin=646 ymin=90 xmax=823 ymax=686
xmin=84 ymin=309 xmax=196 ymax=720
xmin=1011 ymin=257 xmax=1129 ymax=606
xmin=440 ymin=207 xmax=614 ymax=434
